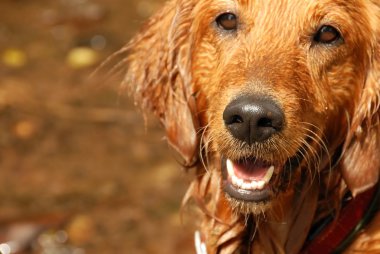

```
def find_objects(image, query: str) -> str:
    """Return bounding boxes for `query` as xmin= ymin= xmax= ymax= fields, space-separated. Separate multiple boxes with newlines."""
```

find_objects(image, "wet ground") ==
xmin=0 ymin=0 xmax=194 ymax=253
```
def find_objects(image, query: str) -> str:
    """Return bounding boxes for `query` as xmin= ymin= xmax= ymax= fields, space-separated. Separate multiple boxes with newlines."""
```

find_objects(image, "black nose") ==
xmin=223 ymin=96 xmax=284 ymax=144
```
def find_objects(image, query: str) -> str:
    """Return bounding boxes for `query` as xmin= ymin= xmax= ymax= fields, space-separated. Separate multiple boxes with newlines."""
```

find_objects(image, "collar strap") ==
xmin=302 ymin=183 xmax=380 ymax=254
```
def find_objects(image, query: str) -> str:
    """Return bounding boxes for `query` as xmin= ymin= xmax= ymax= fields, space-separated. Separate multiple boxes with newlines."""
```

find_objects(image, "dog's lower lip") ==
xmin=223 ymin=181 xmax=271 ymax=202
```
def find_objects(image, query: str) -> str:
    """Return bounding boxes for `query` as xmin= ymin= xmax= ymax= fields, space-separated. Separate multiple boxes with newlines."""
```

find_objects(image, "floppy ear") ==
xmin=123 ymin=0 xmax=199 ymax=166
xmin=341 ymin=3 xmax=380 ymax=196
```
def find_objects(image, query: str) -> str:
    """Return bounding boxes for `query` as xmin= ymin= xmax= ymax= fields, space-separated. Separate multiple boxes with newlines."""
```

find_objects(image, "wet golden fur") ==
xmin=120 ymin=0 xmax=380 ymax=253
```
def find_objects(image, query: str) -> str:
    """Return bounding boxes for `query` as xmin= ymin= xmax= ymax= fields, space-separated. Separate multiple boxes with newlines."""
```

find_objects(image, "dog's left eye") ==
xmin=314 ymin=25 xmax=342 ymax=44
xmin=216 ymin=13 xmax=238 ymax=31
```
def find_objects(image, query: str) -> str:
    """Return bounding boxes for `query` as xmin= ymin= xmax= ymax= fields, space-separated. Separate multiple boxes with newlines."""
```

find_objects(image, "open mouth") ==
xmin=222 ymin=157 xmax=280 ymax=203
xmin=221 ymin=148 xmax=305 ymax=206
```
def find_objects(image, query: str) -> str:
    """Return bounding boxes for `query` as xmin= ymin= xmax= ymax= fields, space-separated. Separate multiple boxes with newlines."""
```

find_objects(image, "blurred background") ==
xmin=0 ymin=0 xmax=195 ymax=253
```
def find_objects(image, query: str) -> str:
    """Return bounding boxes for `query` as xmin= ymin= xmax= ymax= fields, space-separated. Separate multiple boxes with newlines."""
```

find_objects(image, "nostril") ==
xmin=226 ymin=115 xmax=244 ymax=125
xmin=257 ymin=117 xmax=273 ymax=128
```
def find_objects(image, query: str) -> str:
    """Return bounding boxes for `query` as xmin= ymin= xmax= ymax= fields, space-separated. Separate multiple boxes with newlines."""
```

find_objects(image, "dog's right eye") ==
xmin=314 ymin=25 xmax=342 ymax=44
xmin=216 ymin=13 xmax=237 ymax=31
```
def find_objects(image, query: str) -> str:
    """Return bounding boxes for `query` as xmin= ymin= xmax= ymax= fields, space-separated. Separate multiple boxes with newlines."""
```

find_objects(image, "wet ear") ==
xmin=123 ymin=0 xmax=199 ymax=166
xmin=341 ymin=5 xmax=380 ymax=196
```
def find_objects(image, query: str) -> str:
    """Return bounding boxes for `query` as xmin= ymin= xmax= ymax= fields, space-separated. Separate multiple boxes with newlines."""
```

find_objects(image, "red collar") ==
xmin=301 ymin=184 xmax=380 ymax=254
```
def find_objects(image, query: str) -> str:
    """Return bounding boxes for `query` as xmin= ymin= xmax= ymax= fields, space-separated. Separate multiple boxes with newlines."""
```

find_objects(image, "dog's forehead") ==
xmin=206 ymin=0 xmax=357 ymax=21
xmin=200 ymin=0 xmax=360 ymax=43
xmin=235 ymin=0 xmax=355 ymax=9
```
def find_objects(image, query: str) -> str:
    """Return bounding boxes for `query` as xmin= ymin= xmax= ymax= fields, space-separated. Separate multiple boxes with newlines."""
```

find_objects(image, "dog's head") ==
xmin=125 ymin=0 xmax=380 ymax=214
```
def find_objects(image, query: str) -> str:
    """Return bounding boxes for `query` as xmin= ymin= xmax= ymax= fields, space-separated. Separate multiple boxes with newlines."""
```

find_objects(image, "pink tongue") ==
xmin=233 ymin=160 xmax=269 ymax=181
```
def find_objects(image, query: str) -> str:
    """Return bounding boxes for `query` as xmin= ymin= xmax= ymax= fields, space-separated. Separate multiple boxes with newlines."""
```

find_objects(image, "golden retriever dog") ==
xmin=120 ymin=0 xmax=380 ymax=253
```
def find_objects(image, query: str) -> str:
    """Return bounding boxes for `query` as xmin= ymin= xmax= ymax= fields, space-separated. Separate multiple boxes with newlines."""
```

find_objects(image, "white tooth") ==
xmin=226 ymin=159 xmax=234 ymax=177
xmin=250 ymin=181 xmax=258 ymax=190
xmin=257 ymin=181 xmax=265 ymax=190
xmin=232 ymin=175 xmax=239 ymax=186
xmin=263 ymin=166 xmax=275 ymax=183
xmin=236 ymin=178 xmax=244 ymax=187
xmin=242 ymin=182 xmax=251 ymax=190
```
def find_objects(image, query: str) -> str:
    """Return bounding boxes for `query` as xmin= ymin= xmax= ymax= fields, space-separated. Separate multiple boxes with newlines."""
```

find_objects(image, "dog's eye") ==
xmin=314 ymin=25 xmax=341 ymax=44
xmin=216 ymin=13 xmax=237 ymax=31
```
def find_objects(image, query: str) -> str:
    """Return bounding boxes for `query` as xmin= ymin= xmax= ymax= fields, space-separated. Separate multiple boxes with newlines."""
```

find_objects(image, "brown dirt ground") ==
xmin=0 ymin=0 xmax=195 ymax=253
